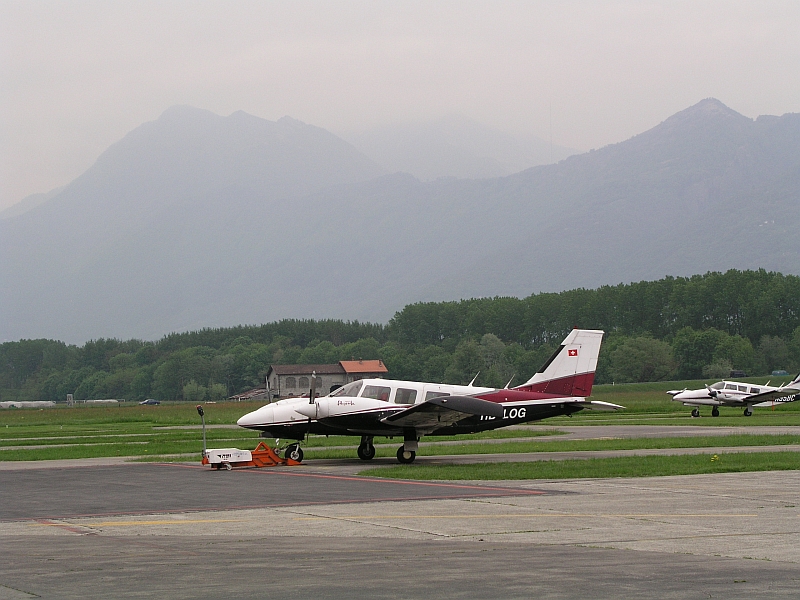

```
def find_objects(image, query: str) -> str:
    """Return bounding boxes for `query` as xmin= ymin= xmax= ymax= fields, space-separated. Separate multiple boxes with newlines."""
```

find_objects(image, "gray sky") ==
xmin=2 ymin=0 xmax=799 ymax=210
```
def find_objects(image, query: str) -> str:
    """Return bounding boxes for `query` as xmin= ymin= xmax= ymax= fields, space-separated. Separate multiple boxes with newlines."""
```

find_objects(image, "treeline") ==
xmin=2 ymin=270 xmax=800 ymax=401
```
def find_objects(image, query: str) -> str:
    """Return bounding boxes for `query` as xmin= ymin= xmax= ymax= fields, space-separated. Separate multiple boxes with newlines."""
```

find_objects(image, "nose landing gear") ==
xmin=284 ymin=443 xmax=304 ymax=462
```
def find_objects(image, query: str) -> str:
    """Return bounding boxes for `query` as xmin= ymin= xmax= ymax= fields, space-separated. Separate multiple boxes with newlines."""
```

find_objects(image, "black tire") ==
xmin=396 ymin=446 xmax=416 ymax=464
xmin=744 ymin=408 xmax=753 ymax=417
xmin=357 ymin=444 xmax=376 ymax=460
xmin=712 ymin=407 xmax=720 ymax=417
xmin=285 ymin=444 xmax=304 ymax=462
xmin=691 ymin=408 xmax=700 ymax=418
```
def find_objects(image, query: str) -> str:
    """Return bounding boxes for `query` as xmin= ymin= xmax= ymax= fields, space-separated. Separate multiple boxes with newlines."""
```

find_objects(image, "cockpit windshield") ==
xmin=330 ymin=381 xmax=363 ymax=398
xmin=710 ymin=382 xmax=725 ymax=390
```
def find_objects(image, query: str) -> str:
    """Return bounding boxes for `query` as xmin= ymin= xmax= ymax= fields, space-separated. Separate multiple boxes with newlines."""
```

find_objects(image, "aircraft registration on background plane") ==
xmin=237 ymin=329 xmax=622 ymax=463
xmin=667 ymin=373 xmax=800 ymax=417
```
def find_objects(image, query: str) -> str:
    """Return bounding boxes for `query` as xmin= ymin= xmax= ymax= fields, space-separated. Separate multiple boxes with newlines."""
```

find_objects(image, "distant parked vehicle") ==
xmin=772 ymin=370 xmax=790 ymax=376
xmin=139 ymin=399 xmax=160 ymax=405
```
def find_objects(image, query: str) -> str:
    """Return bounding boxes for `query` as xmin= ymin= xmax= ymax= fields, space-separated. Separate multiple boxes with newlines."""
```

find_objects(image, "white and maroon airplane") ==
xmin=237 ymin=329 xmax=621 ymax=463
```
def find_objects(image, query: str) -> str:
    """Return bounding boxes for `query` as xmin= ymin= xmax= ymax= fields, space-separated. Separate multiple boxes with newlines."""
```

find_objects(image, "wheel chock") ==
xmin=202 ymin=441 xmax=302 ymax=469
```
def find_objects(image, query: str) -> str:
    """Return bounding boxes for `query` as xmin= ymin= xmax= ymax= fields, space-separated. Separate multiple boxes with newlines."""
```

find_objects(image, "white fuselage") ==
xmin=670 ymin=380 xmax=799 ymax=407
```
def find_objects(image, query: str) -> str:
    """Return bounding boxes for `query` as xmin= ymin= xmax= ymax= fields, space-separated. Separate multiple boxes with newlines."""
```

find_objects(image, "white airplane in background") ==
xmin=237 ymin=329 xmax=622 ymax=463
xmin=667 ymin=373 xmax=800 ymax=417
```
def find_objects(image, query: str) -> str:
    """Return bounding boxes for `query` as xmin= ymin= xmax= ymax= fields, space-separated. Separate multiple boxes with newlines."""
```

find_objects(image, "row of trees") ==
xmin=2 ymin=270 xmax=799 ymax=401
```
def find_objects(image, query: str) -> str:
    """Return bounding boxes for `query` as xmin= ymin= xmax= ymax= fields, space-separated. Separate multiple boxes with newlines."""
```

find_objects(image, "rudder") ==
xmin=514 ymin=329 xmax=604 ymax=397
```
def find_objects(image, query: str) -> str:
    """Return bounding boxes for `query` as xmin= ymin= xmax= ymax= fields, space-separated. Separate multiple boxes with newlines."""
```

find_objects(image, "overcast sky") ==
xmin=2 ymin=0 xmax=799 ymax=210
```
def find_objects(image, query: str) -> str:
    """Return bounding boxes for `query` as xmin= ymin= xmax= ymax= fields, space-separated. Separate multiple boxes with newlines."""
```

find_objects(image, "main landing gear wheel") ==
xmin=285 ymin=444 xmax=304 ymax=462
xmin=712 ymin=406 xmax=720 ymax=417
xmin=357 ymin=443 xmax=376 ymax=461
xmin=691 ymin=408 xmax=700 ymax=418
xmin=744 ymin=408 xmax=753 ymax=417
xmin=397 ymin=446 xmax=416 ymax=464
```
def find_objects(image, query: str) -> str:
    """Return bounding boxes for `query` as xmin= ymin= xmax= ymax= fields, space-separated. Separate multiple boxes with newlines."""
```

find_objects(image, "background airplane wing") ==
xmin=380 ymin=395 xmax=504 ymax=429
xmin=749 ymin=386 xmax=800 ymax=406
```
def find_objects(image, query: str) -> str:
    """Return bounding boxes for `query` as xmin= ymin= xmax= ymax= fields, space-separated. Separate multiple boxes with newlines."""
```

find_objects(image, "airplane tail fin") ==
xmin=513 ymin=329 xmax=604 ymax=397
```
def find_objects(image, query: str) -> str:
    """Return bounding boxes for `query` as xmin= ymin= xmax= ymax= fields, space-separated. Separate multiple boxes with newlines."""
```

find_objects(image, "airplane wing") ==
xmin=748 ymin=386 xmax=800 ymax=406
xmin=380 ymin=395 xmax=504 ymax=430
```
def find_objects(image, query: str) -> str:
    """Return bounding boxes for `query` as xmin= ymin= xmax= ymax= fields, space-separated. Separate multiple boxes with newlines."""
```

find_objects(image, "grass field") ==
xmin=360 ymin=451 xmax=800 ymax=480
xmin=2 ymin=378 xmax=800 ymax=480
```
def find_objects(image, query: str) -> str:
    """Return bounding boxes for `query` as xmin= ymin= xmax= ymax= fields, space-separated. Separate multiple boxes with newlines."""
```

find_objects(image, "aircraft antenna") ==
xmin=468 ymin=372 xmax=480 ymax=386
xmin=504 ymin=375 xmax=515 ymax=389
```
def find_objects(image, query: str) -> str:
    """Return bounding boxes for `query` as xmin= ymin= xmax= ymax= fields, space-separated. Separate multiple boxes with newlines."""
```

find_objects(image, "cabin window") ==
xmin=299 ymin=377 xmax=309 ymax=389
xmin=285 ymin=377 xmax=296 ymax=389
xmin=737 ymin=385 xmax=747 ymax=392
xmin=725 ymin=384 xmax=737 ymax=390
xmin=751 ymin=387 xmax=760 ymax=394
xmin=395 ymin=388 xmax=417 ymax=404
xmin=362 ymin=385 xmax=392 ymax=402
xmin=425 ymin=391 xmax=450 ymax=401
xmin=331 ymin=380 xmax=363 ymax=397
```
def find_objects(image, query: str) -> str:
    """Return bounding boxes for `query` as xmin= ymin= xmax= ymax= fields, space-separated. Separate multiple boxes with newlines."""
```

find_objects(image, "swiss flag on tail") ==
xmin=568 ymin=349 xmax=578 ymax=357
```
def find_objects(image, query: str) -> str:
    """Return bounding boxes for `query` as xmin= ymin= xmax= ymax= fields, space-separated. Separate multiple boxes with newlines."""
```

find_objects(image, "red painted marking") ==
xmin=568 ymin=349 xmax=578 ymax=357
xmin=34 ymin=518 xmax=96 ymax=535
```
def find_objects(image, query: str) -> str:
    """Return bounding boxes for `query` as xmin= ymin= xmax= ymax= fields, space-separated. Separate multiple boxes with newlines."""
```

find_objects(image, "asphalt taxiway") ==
xmin=2 ymin=458 xmax=800 ymax=599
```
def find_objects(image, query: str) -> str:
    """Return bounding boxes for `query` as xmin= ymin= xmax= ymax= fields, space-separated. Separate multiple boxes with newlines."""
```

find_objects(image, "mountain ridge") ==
xmin=2 ymin=99 xmax=799 ymax=343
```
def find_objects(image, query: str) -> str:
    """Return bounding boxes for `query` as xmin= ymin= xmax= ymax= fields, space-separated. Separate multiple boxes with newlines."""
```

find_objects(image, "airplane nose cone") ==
xmin=237 ymin=405 xmax=273 ymax=428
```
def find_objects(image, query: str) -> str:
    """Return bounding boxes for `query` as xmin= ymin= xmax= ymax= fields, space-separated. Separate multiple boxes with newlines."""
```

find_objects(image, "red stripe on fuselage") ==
xmin=471 ymin=373 xmax=595 ymax=401
xmin=512 ymin=372 xmax=595 ymax=397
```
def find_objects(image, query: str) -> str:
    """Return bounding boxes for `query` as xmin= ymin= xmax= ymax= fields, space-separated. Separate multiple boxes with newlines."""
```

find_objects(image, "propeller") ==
xmin=306 ymin=372 xmax=317 ymax=442
xmin=705 ymin=385 xmax=718 ymax=398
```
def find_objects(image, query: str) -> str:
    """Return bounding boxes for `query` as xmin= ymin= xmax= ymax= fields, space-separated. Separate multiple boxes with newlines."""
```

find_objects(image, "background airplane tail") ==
xmin=514 ymin=329 xmax=604 ymax=397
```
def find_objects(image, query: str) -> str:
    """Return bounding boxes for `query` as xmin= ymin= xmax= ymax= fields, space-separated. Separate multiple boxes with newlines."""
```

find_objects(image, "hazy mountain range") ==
xmin=2 ymin=98 xmax=798 ymax=343
xmin=341 ymin=114 xmax=578 ymax=181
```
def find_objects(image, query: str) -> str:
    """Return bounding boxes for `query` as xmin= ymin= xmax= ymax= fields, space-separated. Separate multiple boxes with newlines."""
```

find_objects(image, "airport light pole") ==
xmin=196 ymin=405 xmax=206 ymax=458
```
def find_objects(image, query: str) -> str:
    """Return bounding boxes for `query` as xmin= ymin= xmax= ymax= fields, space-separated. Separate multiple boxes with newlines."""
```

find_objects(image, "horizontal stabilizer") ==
xmin=579 ymin=400 xmax=625 ymax=411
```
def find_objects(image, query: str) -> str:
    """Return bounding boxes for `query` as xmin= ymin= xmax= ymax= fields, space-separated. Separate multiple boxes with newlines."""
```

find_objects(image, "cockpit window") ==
xmin=330 ymin=381 xmax=363 ymax=397
xmin=725 ymin=384 xmax=737 ymax=390
xmin=710 ymin=382 xmax=725 ymax=390
xmin=362 ymin=385 xmax=391 ymax=402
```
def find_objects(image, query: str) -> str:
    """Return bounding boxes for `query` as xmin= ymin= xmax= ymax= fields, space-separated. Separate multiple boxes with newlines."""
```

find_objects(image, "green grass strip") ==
xmin=360 ymin=451 xmax=800 ymax=480
xmin=3 ymin=432 xmax=800 ymax=461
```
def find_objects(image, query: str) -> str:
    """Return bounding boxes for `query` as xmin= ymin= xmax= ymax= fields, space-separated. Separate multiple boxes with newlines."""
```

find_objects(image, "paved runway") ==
xmin=0 ymin=463 xmax=549 ymax=521
xmin=2 ymin=459 xmax=800 ymax=598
